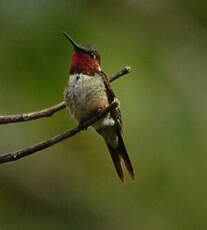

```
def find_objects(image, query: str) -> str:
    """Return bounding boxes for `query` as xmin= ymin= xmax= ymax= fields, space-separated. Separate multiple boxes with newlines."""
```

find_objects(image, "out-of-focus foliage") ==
xmin=0 ymin=0 xmax=207 ymax=229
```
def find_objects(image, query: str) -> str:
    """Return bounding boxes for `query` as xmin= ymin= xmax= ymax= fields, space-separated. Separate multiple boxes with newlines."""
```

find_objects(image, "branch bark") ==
xmin=0 ymin=66 xmax=131 ymax=125
xmin=0 ymin=101 xmax=118 ymax=164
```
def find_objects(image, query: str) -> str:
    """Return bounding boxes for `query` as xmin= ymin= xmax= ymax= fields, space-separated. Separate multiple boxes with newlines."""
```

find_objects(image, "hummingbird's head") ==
xmin=63 ymin=32 xmax=101 ymax=76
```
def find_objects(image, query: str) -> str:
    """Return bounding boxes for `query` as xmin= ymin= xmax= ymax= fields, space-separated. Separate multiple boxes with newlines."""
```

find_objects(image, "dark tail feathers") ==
xmin=106 ymin=131 xmax=135 ymax=182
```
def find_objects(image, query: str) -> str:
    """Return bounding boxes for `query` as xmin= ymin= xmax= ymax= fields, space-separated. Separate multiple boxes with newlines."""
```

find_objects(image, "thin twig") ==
xmin=110 ymin=66 xmax=131 ymax=82
xmin=0 ymin=101 xmax=118 ymax=164
xmin=0 ymin=102 xmax=66 ymax=125
xmin=0 ymin=66 xmax=131 ymax=125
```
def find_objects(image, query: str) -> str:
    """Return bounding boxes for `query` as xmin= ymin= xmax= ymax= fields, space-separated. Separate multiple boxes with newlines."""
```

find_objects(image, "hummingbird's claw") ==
xmin=113 ymin=98 xmax=121 ymax=108
xmin=78 ymin=121 xmax=88 ymax=130
xmin=97 ymin=108 xmax=103 ymax=113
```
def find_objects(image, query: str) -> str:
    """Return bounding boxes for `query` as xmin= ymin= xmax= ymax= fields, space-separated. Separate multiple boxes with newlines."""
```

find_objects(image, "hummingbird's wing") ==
xmin=97 ymin=71 xmax=135 ymax=181
xmin=98 ymin=71 xmax=122 ymax=131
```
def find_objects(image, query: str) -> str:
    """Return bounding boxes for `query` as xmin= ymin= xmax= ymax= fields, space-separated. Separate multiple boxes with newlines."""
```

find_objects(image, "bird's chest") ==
xmin=68 ymin=74 xmax=105 ymax=106
xmin=64 ymin=74 xmax=108 ymax=121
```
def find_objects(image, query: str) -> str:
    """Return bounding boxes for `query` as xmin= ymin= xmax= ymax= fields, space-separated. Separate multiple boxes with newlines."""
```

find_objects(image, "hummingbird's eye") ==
xmin=90 ymin=52 xmax=96 ymax=59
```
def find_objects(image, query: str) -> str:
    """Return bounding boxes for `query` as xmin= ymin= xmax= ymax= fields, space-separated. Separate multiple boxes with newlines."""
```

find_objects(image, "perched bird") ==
xmin=63 ymin=32 xmax=134 ymax=182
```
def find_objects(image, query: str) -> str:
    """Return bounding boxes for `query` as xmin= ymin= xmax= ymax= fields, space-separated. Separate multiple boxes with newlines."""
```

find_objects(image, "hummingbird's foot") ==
xmin=78 ymin=120 xmax=88 ymax=130
xmin=97 ymin=108 xmax=103 ymax=114
xmin=113 ymin=98 xmax=121 ymax=108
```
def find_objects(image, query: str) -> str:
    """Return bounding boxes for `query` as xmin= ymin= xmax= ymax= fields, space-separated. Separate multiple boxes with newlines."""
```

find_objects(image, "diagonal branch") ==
xmin=0 ymin=66 xmax=131 ymax=125
xmin=0 ymin=101 xmax=118 ymax=164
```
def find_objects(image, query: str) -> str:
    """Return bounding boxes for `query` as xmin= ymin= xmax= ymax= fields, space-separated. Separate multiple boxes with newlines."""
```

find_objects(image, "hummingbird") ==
xmin=63 ymin=32 xmax=134 ymax=182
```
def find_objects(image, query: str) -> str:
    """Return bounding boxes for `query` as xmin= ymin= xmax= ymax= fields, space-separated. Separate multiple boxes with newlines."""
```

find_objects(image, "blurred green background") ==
xmin=0 ymin=0 xmax=207 ymax=229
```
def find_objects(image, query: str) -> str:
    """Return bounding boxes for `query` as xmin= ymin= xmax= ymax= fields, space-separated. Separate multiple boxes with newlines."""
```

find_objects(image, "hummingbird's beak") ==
xmin=63 ymin=32 xmax=82 ymax=51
